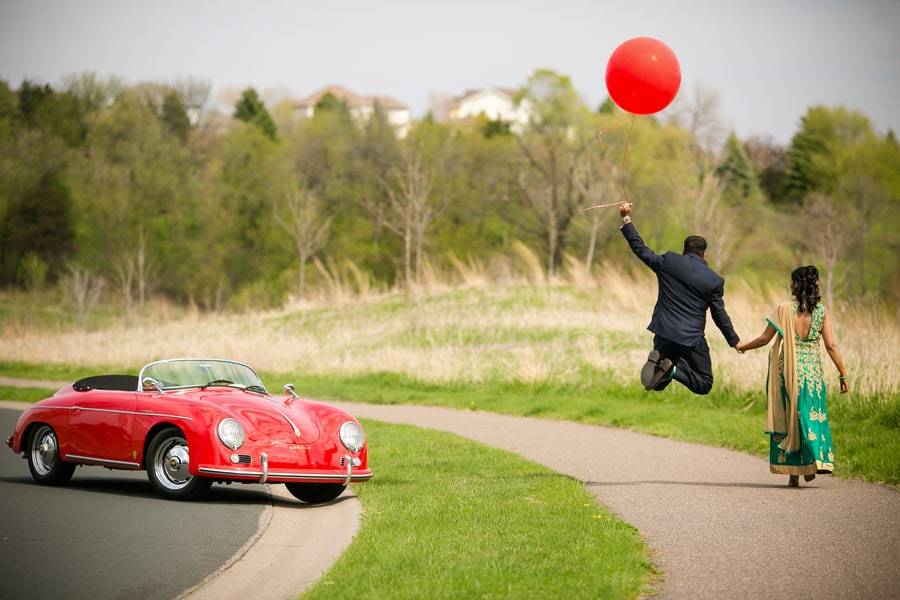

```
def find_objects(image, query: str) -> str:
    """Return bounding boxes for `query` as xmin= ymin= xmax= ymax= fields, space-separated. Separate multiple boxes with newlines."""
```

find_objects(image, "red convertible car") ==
xmin=5 ymin=358 xmax=371 ymax=502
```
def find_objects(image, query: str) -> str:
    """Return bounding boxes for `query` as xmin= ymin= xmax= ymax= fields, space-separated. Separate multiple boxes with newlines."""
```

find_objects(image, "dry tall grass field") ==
xmin=2 ymin=257 xmax=896 ymax=403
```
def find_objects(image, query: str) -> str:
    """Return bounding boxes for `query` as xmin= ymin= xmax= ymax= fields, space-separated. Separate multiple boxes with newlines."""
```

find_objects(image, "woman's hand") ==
xmin=840 ymin=377 xmax=849 ymax=394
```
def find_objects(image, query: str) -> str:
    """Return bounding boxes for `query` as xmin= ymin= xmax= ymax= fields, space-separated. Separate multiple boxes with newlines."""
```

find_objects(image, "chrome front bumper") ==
xmin=197 ymin=454 xmax=370 ymax=485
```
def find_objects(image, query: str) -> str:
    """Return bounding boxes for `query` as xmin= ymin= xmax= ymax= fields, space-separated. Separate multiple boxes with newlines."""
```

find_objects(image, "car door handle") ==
xmin=72 ymin=406 xmax=82 ymax=413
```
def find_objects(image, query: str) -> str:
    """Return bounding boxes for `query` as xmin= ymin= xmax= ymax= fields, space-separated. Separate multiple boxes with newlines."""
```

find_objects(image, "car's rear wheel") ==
xmin=285 ymin=482 xmax=346 ymax=504
xmin=146 ymin=427 xmax=211 ymax=500
xmin=27 ymin=424 xmax=75 ymax=485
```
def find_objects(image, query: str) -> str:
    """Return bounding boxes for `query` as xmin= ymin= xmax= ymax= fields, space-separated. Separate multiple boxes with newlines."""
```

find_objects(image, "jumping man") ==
xmin=618 ymin=202 xmax=740 ymax=394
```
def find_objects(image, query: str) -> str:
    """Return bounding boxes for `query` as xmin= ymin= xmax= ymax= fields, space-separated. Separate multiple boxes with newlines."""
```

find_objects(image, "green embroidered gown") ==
xmin=766 ymin=303 xmax=835 ymax=475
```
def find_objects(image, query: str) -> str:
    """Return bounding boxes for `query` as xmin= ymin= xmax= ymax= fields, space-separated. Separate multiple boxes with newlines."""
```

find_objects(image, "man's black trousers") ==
xmin=652 ymin=334 xmax=714 ymax=395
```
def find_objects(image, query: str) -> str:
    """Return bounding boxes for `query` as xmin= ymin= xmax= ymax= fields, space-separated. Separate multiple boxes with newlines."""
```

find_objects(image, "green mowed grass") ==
xmin=0 ymin=385 xmax=55 ymax=402
xmin=303 ymin=420 xmax=654 ymax=599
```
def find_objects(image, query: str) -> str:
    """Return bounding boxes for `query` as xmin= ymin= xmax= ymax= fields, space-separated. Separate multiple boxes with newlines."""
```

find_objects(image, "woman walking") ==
xmin=736 ymin=266 xmax=848 ymax=486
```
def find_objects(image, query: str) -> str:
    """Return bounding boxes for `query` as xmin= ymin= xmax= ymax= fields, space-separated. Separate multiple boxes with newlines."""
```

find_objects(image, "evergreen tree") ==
xmin=716 ymin=133 xmax=760 ymax=202
xmin=161 ymin=91 xmax=191 ymax=142
xmin=16 ymin=80 xmax=53 ymax=124
xmin=0 ymin=80 xmax=16 ymax=119
xmin=234 ymin=88 xmax=277 ymax=140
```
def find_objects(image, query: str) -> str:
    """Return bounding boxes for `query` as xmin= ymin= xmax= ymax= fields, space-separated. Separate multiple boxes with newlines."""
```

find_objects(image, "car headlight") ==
xmin=217 ymin=418 xmax=245 ymax=451
xmin=339 ymin=421 xmax=365 ymax=452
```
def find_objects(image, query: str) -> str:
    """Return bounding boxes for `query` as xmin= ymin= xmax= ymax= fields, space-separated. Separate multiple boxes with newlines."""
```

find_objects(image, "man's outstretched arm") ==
xmin=618 ymin=202 xmax=663 ymax=271
xmin=710 ymin=283 xmax=740 ymax=347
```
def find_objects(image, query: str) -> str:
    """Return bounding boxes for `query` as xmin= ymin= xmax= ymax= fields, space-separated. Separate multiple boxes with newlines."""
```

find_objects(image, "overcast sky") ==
xmin=1 ymin=0 xmax=898 ymax=144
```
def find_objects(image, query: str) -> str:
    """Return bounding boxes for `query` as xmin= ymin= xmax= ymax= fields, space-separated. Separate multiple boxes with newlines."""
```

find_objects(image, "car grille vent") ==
xmin=235 ymin=454 xmax=251 ymax=464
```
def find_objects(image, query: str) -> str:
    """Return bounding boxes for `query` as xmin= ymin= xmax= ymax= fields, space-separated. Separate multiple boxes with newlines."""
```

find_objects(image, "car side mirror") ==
xmin=283 ymin=383 xmax=300 ymax=399
xmin=142 ymin=377 xmax=164 ymax=393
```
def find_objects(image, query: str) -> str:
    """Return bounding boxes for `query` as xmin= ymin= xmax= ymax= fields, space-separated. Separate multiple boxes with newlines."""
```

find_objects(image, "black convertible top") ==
xmin=73 ymin=375 xmax=139 ymax=392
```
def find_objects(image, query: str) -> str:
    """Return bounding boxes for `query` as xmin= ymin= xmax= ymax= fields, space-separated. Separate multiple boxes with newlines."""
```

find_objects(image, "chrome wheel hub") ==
xmin=154 ymin=438 xmax=192 ymax=490
xmin=31 ymin=427 xmax=57 ymax=475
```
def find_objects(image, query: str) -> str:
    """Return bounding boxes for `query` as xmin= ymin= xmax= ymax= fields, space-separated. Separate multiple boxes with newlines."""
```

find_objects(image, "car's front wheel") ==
xmin=285 ymin=482 xmax=346 ymax=504
xmin=27 ymin=424 xmax=75 ymax=485
xmin=146 ymin=427 xmax=211 ymax=500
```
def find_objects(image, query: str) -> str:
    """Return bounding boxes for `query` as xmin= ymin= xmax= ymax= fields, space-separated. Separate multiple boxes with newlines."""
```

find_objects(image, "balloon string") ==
xmin=581 ymin=113 xmax=636 ymax=212
xmin=619 ymin=113 xmax=636 ymax=203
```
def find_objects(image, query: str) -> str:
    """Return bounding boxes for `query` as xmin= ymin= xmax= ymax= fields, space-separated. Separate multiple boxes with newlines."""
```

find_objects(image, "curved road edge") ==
xmin=181 ymin=485 xmax=362 ymax=600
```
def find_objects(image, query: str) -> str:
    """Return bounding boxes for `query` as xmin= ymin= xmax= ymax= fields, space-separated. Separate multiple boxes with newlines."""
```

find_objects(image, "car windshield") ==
xmin=140 ymin=359 xmax=267 ymax=393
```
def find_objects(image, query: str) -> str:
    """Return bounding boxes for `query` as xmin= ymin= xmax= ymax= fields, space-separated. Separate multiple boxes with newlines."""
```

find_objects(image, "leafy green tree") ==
xmin=314 ymin=91 xmax=348 ymax=114
xmin=217 ymin=122 xmax=293 ymax=298
xmin=481 ymin=118 xmax=511 ymax=138
xmin=161 ymin=90 xmax=190 ymax=142
xmin=234 ymin=88 xmax=277 ymax=140
xmin=67 ymin=90 xmax=194 ymax=307
xmin=597 ymin=97 xmax=617 ymax=114
xmin=14 ymin=81 xmax=87 ymax=147
xmin=0 ymin=172 xmax=74 ymax=285
xmin=782 ymin=105 xmax=874 ymax=203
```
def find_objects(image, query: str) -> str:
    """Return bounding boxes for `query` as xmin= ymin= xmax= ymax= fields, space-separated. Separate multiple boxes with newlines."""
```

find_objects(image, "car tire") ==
xmin=146 ymin=427 xmax=211 ymax=500
xmin=27 ymin=424 xmax=76 ymax=485
xmin=285 ymin=482 xmax=346 ymax=504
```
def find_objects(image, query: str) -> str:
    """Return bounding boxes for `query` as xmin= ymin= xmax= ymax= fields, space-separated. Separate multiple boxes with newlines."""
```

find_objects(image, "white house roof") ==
xmin=449 ymin=87 xmax=519 ymax=111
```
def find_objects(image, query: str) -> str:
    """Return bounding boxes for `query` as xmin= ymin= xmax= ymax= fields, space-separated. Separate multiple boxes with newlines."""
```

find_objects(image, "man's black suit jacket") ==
xmin=620 ymin=222 xmax=739 ymax=348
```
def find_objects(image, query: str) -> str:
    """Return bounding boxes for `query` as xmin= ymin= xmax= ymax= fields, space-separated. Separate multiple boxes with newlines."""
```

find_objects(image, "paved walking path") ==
xmin=333 ymin=401 xmax=900 ymax=600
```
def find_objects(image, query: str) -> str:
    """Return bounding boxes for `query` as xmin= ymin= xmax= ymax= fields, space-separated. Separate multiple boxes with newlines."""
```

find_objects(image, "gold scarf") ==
xmin=766 ymin=301 xmax=800 ymax=452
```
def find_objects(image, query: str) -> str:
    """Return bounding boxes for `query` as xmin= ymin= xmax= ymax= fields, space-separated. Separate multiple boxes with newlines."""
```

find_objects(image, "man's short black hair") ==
xmin=683 ymin=235 xmax=707 ymax=257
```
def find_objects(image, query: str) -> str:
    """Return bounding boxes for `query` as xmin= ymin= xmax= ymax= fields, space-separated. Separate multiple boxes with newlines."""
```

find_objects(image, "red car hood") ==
xmin=193 ymin=389 xmax=321 ymax=445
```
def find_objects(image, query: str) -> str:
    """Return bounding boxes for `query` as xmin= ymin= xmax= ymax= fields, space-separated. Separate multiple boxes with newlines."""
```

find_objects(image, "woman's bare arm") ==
xmin=821 ymin=311 xmax=849 ymax=393
xmin=736 ymin=324 xmax=777 ymax=352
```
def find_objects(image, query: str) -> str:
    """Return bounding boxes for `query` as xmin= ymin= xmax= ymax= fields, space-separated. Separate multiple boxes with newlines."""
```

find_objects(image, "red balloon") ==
xmin=605 ymin=37 xmax=681 ymax=115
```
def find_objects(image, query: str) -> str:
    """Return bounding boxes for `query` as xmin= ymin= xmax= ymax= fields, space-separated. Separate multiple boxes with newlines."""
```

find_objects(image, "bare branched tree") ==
xmin=114 ymin=227 xmax=156 ymax=319
xmin=64 ymin=265 xmax=106 ymax=326
xmin=114 ymin=254 xmax=135 ymax=320
xmin=668 ymin=82 xmax=726 ymax=160
xmin=515 ymin=69 xmax=593 ymax=278
xmin=274 ymin=186 xmax=332 ymax=295
xmin=362 ymin=145 xmax=437 ymax=295
xmin=575 ymin=156 xmax=620 ymax=269
xmin=800 ymin=194 xmax=853 ymax=307
xmin=688 ymin=167 xmax=741 ymax=272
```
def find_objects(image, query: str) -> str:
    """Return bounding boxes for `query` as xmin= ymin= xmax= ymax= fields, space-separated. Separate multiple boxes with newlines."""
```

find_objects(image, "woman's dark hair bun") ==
xmin=791 ymin=265 xmax=821 ymax=314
